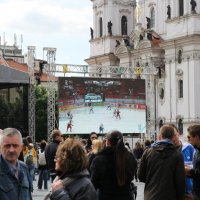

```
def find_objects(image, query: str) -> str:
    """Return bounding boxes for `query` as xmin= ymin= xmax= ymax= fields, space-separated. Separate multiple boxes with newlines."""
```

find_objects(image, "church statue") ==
xmin=107 ymin=21 xmax=113 ymax=36
xmin=146 ymin=17 xmax=151 ymax=29
xmin=167 ymin=5 xmax=171 ymax=19
xmin=90 ymin=27 xmax=94 ymax=39
xmin=190 ymin=0 xmax=197 ymax=13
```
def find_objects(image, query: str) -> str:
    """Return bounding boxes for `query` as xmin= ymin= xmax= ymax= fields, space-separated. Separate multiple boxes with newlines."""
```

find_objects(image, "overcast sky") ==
xmin=0 ymin=0 xmax=92 ymax=65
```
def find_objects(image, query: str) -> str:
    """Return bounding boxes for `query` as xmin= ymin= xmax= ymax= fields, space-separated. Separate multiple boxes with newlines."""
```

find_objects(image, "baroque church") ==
xmin=85 ymin=0 xmax=200 ymax=138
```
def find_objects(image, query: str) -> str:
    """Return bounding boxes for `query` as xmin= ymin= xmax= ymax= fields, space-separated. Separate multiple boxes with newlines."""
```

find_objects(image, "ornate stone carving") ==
xmin=94 ymin=0 xmax=104 ymax=8
xmin=113 ymin=0 xmax=136 ymax=6
xmin=176 ymin=69 xmax=183 ymax=76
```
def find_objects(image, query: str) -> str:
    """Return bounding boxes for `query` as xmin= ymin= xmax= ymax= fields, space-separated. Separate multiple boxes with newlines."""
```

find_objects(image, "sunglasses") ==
xmin=91 ymin=136 xmax=97 ymax=139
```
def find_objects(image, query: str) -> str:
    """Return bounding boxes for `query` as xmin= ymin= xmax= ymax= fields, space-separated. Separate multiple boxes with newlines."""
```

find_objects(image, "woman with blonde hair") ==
xmin=47 ymin=138 xmax=97 ymax=200
xmin=88 ymin=139 xmax=104 ymax=169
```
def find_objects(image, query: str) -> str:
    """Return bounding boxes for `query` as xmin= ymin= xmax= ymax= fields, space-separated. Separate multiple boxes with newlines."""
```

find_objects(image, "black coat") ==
xmin=45 ymin=140 xmax=60 ymax=172
xmin=138 ymin=141 xmax=185 ymax=200
xmin=90 ymin=147 xmax=137 ymax=200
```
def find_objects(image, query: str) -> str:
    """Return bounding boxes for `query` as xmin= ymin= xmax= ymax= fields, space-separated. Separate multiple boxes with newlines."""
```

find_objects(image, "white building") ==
xmin=85 ymin=0 xmax=200 ymax=138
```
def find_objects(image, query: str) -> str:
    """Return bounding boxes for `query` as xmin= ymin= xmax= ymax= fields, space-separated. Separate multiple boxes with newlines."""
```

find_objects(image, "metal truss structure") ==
xmin=43 ymin=47 xmax=57 ymax=139
xmin=28 ymin=46 xmax=36 ymax=142
xmin=54 ymin=62 xmax=159 ymax=138
xmin=27 ymin=55 xmax=159 ymax=139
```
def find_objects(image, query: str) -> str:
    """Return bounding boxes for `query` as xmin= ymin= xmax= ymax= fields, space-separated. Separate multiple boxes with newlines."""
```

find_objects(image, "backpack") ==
xmin=38 ymin=149 xmax=46 ymax=166
xmin=25 ymin=151 xmax=34 ymax=165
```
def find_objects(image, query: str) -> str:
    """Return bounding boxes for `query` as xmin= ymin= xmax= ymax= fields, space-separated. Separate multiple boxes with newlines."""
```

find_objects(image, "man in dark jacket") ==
xmin=185 ymin=124 xmax=200 ymax=200
xmin=138 ymin=125 xmax=185 ymax=200
xmin=0 ymin=128 xmax=32 ymax=200
xmin=45 ymin=129 xmax=63 ymax=182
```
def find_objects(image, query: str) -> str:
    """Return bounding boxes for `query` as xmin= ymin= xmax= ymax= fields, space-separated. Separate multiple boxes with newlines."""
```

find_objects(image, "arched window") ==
xmin=121 ymin=16 xmax=127 ymax=35
xmin=179 ymin=0 xmax=184 ymax=16
xmin=178 ymin=79 xmax=183 ymax=98
xmin=99 ymin=17 xmax=103 ymax=37
xmin=150 ymin=7 xmax=155 ymax=28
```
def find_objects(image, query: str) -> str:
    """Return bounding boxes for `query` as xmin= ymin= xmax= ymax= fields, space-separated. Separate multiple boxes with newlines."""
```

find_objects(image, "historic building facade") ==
xmin=86 ymin=0 xmax=200 ymax=138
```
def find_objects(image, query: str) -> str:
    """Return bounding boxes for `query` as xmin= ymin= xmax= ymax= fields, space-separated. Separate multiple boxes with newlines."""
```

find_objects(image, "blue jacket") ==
xmin=0 ymin=155 xmax=32 ymax=200
xmin=181 ymin=142 xmax=195 ymax=194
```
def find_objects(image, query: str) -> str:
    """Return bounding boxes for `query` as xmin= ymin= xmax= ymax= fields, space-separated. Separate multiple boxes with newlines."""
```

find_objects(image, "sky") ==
xmin=0 ymin=0 xmax=92 ymax=65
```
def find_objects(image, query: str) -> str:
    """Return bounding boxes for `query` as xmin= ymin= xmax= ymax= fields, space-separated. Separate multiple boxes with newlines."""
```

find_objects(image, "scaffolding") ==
xmin=54 ymin=63 xmax=158 ymax=138
xmin=43 ymin=47 xmax=57 ymax=139
xmin=27 ymin=46 xmax=36 ymax=142
xmin=27 ymin=54 xmax=159 ymax=140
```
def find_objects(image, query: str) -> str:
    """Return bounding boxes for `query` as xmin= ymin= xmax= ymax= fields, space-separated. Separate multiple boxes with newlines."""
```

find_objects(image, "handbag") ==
xmin=130 ymin=182 xmax=137 ymax=200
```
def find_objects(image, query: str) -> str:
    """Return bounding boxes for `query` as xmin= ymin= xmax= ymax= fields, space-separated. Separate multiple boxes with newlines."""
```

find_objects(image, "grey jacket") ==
xmin=49 ymin=170 xmax=97 ymax=200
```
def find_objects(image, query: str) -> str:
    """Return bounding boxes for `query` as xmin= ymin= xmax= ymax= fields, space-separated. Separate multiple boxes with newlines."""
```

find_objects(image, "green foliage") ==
xmin=35 ymin=85 xmax=48 ymax=142
xmin=35 ymin=85 xmax=58 ymax=142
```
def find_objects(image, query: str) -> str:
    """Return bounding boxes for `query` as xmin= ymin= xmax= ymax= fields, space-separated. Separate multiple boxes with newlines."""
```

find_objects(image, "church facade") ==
xmin=85 ymin=0 xmax=200 ymax=138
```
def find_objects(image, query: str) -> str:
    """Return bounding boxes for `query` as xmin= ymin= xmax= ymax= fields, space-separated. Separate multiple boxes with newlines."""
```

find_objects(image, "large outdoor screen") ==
xmin=58 ymin=77 xmax=146 ymax=135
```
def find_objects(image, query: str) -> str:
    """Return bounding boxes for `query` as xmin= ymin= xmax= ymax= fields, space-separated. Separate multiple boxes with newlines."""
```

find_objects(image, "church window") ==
xmin=150 ymin=7 xmax=155 ymax=28
xmin=99 ymin=17 xmax=103 ymax=37
xmin=179 ymin=0 xmax=184 ymax=16
xmin=121 ymin=16 xmax=127 ymax=35
xmin=178 ymin=79 xmax=183 ymax=98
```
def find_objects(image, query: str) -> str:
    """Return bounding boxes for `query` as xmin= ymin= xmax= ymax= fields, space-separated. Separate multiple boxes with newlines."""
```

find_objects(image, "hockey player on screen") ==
xmin=66 ymin=119 xmax=73 ymax=132
xmin=115 ymin=108 xmax=121 ymax=119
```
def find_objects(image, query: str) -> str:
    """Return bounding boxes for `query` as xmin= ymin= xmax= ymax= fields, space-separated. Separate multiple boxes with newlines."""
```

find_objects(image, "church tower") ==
xmin=85 ymin=0 xmax=136 ymax=73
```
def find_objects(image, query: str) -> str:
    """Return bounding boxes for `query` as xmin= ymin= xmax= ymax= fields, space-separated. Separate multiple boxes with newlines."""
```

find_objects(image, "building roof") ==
xmin=0 ymin=57 xmax=57 ymax=84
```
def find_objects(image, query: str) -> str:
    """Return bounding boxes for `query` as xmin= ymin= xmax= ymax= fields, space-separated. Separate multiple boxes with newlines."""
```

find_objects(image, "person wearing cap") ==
xmin=45 ymin=129 xmax=63 ymax=182
xmin=0 ymin=128 xmax=32 ymax=200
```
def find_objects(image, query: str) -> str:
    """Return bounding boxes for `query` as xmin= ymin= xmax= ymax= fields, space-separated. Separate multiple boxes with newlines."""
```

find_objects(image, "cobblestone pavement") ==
xmin=32 ymin=175 xmax=144 ymax=200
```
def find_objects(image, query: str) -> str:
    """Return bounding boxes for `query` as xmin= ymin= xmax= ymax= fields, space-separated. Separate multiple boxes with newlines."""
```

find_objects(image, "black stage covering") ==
xmin=0 ymin=64 xmax=29 ymax=135
xmin=0 ymin=64 xmax=29 ymax=87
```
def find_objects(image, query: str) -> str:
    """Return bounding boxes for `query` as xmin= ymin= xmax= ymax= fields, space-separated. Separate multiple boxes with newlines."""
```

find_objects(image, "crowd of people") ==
xmin=0 ymin=123 xmax=199 ymax=200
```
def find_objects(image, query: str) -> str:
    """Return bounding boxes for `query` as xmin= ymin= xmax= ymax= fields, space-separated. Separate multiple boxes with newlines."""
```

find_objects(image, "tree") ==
xmin=35 ymin=86 xmax=48 ymax=142
xmin=35 ymin=85 xmax=58 ymax=142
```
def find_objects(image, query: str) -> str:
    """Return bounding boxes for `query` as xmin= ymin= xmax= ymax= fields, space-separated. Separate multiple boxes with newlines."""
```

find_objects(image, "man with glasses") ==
xmin=185 ymin=124 xmax=200 ymax=200
xmin=45 ymin=129 xmax=63 ymax=182
xmin=0 ymin=128 xmax=32 ymax=200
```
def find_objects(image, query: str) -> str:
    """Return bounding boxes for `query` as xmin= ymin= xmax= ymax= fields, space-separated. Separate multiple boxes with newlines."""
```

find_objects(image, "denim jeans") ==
xmin=37 ymin=169 xmax=48 ymax=189
xmin=27 ymin=164 xmax=35 ymax=184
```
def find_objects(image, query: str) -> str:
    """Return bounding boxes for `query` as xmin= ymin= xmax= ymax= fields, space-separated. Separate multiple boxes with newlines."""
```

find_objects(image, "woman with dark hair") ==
xmin=47 ymin=138 xmax=97 ymax=200
xmin=90 ymin=130 xmax=137 ymax=200
xmin=85 ymin=132 xmax=98 ymax=153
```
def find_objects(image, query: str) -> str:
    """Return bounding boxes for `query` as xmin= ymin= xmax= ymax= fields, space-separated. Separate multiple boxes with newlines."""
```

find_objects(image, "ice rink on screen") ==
xmin=59 ymin=106 xmax=146 ymax=134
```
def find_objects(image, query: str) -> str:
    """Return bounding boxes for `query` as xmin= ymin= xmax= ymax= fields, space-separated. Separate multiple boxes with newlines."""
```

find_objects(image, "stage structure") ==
xmin=27 ymin=46 xmax=36 ymax=142
xmin=27 ymin=54 xmax=158 ymax=139
xmin=54 ymin=61 xmax=158 ymax=138
xmin=43 ymin=47 xmax=57 ymax=139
